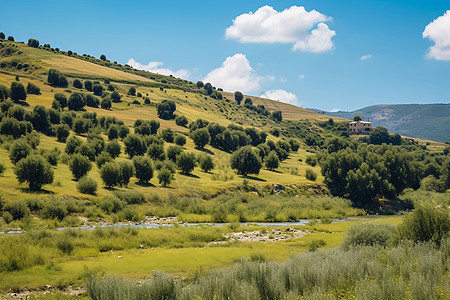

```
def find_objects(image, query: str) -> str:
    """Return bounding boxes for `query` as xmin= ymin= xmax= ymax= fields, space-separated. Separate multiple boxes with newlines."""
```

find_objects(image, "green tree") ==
xmin=101 ymin=98 xmax=112 ymax=110
xmin=15 ymin=155 xmax=54 ymax=190
xmin=158 ymin=168 xmax=172 ymax=187
xmin=84 ymin=80 xmax=93 ymax=92
xmin=69 ymin=154 xmax=92 ymax=180
xmin=128 ymin=87 xmax=136 ymax=96
xmin=100 ymin=54 xmax=107 ymax=61
xmin=353 ymin=115 xmax=362 ymax=121
xmin=119 ymin=160 xmax=134 ymax=187
xmin=124 ymin=134 xmax=145 ymax=158
xmin=132 ymin=156 xmax=154 ymax=183
xmin=156 ymin=100 xmax=176 ymax=119
xmin=0 ymin=32 xmax=5 ymax=39
xmin=100 ymin=162 xmax=121 ymax=188
xmin=65 ymin=135 xmax=82 ymax=154
xmin=272 ymin=111 xmax=282 ymax=122
xmin=199 ymin=154 xmax=214 ymax=172
xmin=166 ymin=145 xmax=183 ymax=162
xmin=77 ymin=176 xmax=98 ymax=195
xmin=73 ymin=79 xmax=83 ymax=89
xmin=230 ymin=146 xmax=262 ymax=176
xmin=27 ymin=39 xmax=39 ymax=48
xmin=147 ymin=143 xmax=165 ymax=161
xmin=93 ymin=84 xmax=103 ymax=96
xmin=26 ymin=83 xmax=40 ymax=95
xmin=196 ymin=81 xmax=204 ymax=88
xmin=175 ymin=115 xmax=188 ymax=127
xmin=203 ymin=83 xmax=213 ymax=95
xmin=244 ymin=97 xmax=252 ymax=105
xmin=264 ymin=150 xmax=279 ymax=170
xmin=10 ymin=82 xmax=27 ymax=101
xmin=54 ymin=93 xmax=68 ymax=109
xmin=234 ymin=91 xmax=243 ymax=105
xmin=111 ymin=91 xmax=121 ymax=102
xmin=0 ymin=84 xmax=9 ymax=101
xmin=369 ymin=127 xmax=390 ymax=145
xmin=68 ymin=93 xmax=85 ymax=111
xmin=54 ymin=124 xmax=70 ymax=142
xmin=174 ymin=135 xmax=186 ymax=146
xmin=177 ymin=152 xmax=196 ymax=174
xmin=47 ymin=69 xmax=68 ymax=87
xmin=190 ymin=128 xmax=210 ymax=149
xmin=105 ymin=140 xmax=121 ymax=158
xmin=161 ymin=128 xmax=175 ymax=143
xmin=9 ymin=139 xmax=31 ymax=164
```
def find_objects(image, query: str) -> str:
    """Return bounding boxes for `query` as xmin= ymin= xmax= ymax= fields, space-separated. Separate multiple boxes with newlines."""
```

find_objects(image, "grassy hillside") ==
xmin=310 ymin=104 xmax=450 ymax=143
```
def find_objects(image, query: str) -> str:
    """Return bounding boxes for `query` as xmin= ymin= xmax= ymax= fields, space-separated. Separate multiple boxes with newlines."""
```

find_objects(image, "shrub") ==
xmin=48 ymin=69 xmax=68 ymax=87
xmin=7 ymin=36 xmax=14 ymax=41
xmin=100 ymin=54 xmax=107 ymax=61
xmin=264 ymin=151 xmax=279 ymax=171
xmin=26 ymin=82 xmax=40 ymax=95
xmin=161 ymin=128 xmax=174 ymax=143
xmin=73 ymin=79 xmax=83 ymax=89
xmin=230 ymin=146 xmax=261 ymax=176
xmin=234 ymin=91 xmax=243 ymax=104
xmin=148 ymin=143 xmax=165 ymax=161
xmin=15 ymin=155 xmax=54 ymax=190
xmin=196 ymin=81 xmax=204 ymax=88
xmin=175 ymin=116 xmax=188 ymax=127
xmin=96 ymin=151 xmax=113 ymax=168
xmin=0 ymin=32 xmax=4 ymax=39
xmin=343 ymin=223 xmax=395 ymax=249
xmin=272 ymin=111 xmax=282 ymax=122
xmin=101 ymin=98 xmax=112 ymax=110
xmin=77 ymin=176 xmax=98 ymax=195
xmin=124 ymin=134 xmax=146 ymax=158
xmin=85 ymin=94 xmax=99 ymax=108
xmin=65 ymin=135 xmax=82 ymax=154
xmin=158 ymin=168 xmax=172 ymax=187
xmin=166 ymin=145 xmax=183 ymax=162
xmin=43 ymin=147 xmax=60 ymax=166
xmin=199 ymin=154 xmax=214 ymax=172
xmin=144 ymin=97 xmax=151 ymax=104
xmin=5 ymin=200 xmax=30 ymax=220
xmin=305 ymin=169 xmax=317 ymax=181
xmin=10 ymin=82 xmax=27 ymax=101
xmin=174 ymin=135 xmax=186 ymax=146
xmin=105 ymin=140 xmax=121 ymax=159
xmin=100 ymin=196 xmax=125 ymax=213
xmin=156 ymin=100 xmax=176 ymax=119
xmin=69 ymin=154 xmax=92 ymax=180
xmin=128 ymin=87 xmax=136 ymax=96
xmin=56 ymin=238 xmax=74 ymax=255
xmin=100 ymin=162 xmax=121 ymax=188
xmin=27 ymin=38 xmax=39 ymax=48
xmin=118 ymin=160 xmax=134 ymax=187
xmin=0 ymin=162 xmax=5 ymax=175
xmin=9 ymin=139 xmax=31 ymax=164
xmin=54 ymin=124 xmax=70 ymax=142
xmin=68 ymin=92 xmax=85 ymax=111
xmin=2 ymin=212 xmax=13 ymax=224
xmin=190 ymin=128 xmax=210 ymax=149
xmin=177 ymin=152 xmax=196 ymax=174
xmin=132 ymin=156 xmax=154 ymax=183
xmin=54 ymin=93 xmax=68 ymax=109
xmin=107 ymin=84 xmax=114 ymax=91
xmin=84 ymin=80 xmax=93 ymax=92
xmin=111 ymin=91 xmax=121 ymax=102
xmin=0 ymin=84 xmax=9 ymax=101
xmin=396 ymin=205 xmax=449 ymax=246
xmin=93 ymin=84 xmax=103 ymax=96
xmin=114 ymin=190 xmax=146 ymax=205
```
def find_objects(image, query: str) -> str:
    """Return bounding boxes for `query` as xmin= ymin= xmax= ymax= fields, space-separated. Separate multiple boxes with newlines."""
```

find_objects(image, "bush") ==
xmin=396 ymin=205 xmax=449 ymax=246
xmin=101 ymin=98 xmax=112 ymax=110
xmin=124 ymin=134 xmax=146 ymax=158
xmin=105 ymin=140 xmax=121 ymax=159
xmin=114 ymin=190 xmax=146 ymax=205
xmin=85 ymin=94 xmax=99 ymax=108
xmin=100 ymin=162 xmax=121 ymax=188
xmin=54 ymin=93 xmax=68 ymax=109
xmin=174 ymin=135 xmax=186 ymax=146
xmin=54 ymin=124 xmax=70 ymax=142
xmin=96 ymin=151 xmax=113 ymax=168
xmin=111 ymin=91 xmax=121 ymax=102
xmin=128 ymin=87 xmax=136 ymax=96
xmin=234 ymin=91 xmax=243 ymax=104
xmin=100 ymin=54 xmax=107 ymax=61
xmin=68 ymin=92 xmax=85 ymax=111
xmin=48 ymin=69 xmax=68 ymax=87
xmin=5 ymin=200 xmax=30 ymax=220
xmin=118 ymin=160 xmax=134 ymax=187
xmin=305 ymin=169 xmax=317 ymax=181
xmin=65 ymin=135 xmax=82 ymax=154
xmin=166 ymin=145 xmax=183 ymax=162
xmin=190 ymin=128 xmax=210 ymax=149
xmin=132 ymin=156 xmax=154 ymax=183
xmin=27 ymin=38 xmax=39 ymax=48
xmin=7 ymin=36 xmax=14 ymax=41
xmin=272 ymin=111 xmax=282 ymax=122
xmin=148 ymin=143 xmax=165 ymax=161
xmin=73 ymin=79 xmax=83 ymax=89
xmin=156 ymin=100 xmax=176 ymax=119
xmin=158 ymin=168 xmax=172 ymax=187
xmin=69 ymin=154 xmax=92 ymax=180
xmin=93 ymin=84 xmax=103 ymax=96
xmin=264 ymin=151 xmax=279 ymax=171
xmin=144 ymin=97 xmax=151 ymax=105
xmin=100 ymin=196 xmax=125 ymax=213
xmin=161 ymin=128 xmax=174 ymax=143
xmin=9 ymin=139 xmax=31 ymax=164
xmin=10 ymin=81 xmax=27 ymax=101
xmin=342 ymin=223 xmax=395 ymax=249
xmin=175 ymin=115 xmax=188 ymax=127
xmin=77 ymin=176 xmax=98 ymax=195
xmin=0 ymin=162 xmax=5 ymax=176
xmin=177 ymin=152 xmax=196 ymax=174
xmin=14 ymin=155 xmax=54 ymax=190
xmin=0 ymin=32 xmax=4 ymax=39
xmin=230 ymin=146 xmax=261 ymax=176
xmin=26 ymin=82 xmax=40 ymax=95
xmin=0 ymin=84 xmax=9 ymax=101
xmin=56 ymin=238 xmax=74 ymax=255
xmin=84 ymin=80 xmax=93 ymax=92
xmin=199 ymin=154 xmax=214 ymax=172
xmin=2 ymin=212 xmax=13 ymax=224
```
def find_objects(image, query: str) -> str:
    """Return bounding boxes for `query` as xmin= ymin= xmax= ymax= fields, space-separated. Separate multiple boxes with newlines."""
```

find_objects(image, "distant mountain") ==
xmin=308 ymin=104 xmax=450 ymax=143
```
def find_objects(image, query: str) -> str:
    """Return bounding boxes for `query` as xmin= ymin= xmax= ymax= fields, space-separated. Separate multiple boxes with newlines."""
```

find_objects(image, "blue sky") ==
xmin=1 ymin=0 xmax=449 ymax=111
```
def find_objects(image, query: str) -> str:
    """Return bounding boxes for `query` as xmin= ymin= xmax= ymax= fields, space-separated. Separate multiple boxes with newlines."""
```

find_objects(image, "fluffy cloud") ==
xmin=423 ymin=10 xmax=450 ymax=61
xmin=203 ymin=53 xmax=267 ymax=93
xmin=360 ymin=54 xmax=373 ymax=61
xmin=260 ymin=89 xmax=299 ymax=106
xmin=225 ymin=5 xmax=335 ymax=53
xmin=127 ymin=58 xmax=191 ymax=79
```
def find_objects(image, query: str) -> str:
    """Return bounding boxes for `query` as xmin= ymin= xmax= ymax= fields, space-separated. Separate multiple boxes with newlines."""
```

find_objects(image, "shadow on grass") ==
xmin=243 ymin=175 xmax=267 ymax=182
xmin=179 ymin=172 xmax=200 ymax=179
xmin=135 ymin=181 xmax=155 ymax=187
xmin=20 ymin=188 xmax=54 ymax=195
xmin=16 ymin=101 xmax=30 ymax=107
xmin=196 ymin=148 xmax=215 ymax=155
xmin=266 ymin=169 xmax=282 ymax=173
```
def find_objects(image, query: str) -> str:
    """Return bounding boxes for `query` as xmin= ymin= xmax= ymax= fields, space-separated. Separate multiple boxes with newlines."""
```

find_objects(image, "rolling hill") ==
xmin=309 ymin=104 xmax=450 ymax=143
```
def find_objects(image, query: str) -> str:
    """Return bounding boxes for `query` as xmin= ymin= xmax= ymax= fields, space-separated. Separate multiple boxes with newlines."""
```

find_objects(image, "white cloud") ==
xmin=203 ymin=53 xmax=268 ymax=93
xmin=260 ymin=89 xmax=299 ymax=105
xmin=225 ymin=5 xmax=335 ymax=53
xmin=127 ymin=58 xmax=191 ymax=79
xmin=330 ymin=108 xmax=340 ymax=112
xmin=299 ymin=74 xmax=305 ymax=79
xmin=360 ymin=54 xmax=373 ymax=61
xmin=423 ymin=10 xmax=450 ymax=61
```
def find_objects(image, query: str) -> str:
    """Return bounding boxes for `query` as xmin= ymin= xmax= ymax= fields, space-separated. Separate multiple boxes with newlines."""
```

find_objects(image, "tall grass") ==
xmin=86 ymin=238 xmax=450 ymax=299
